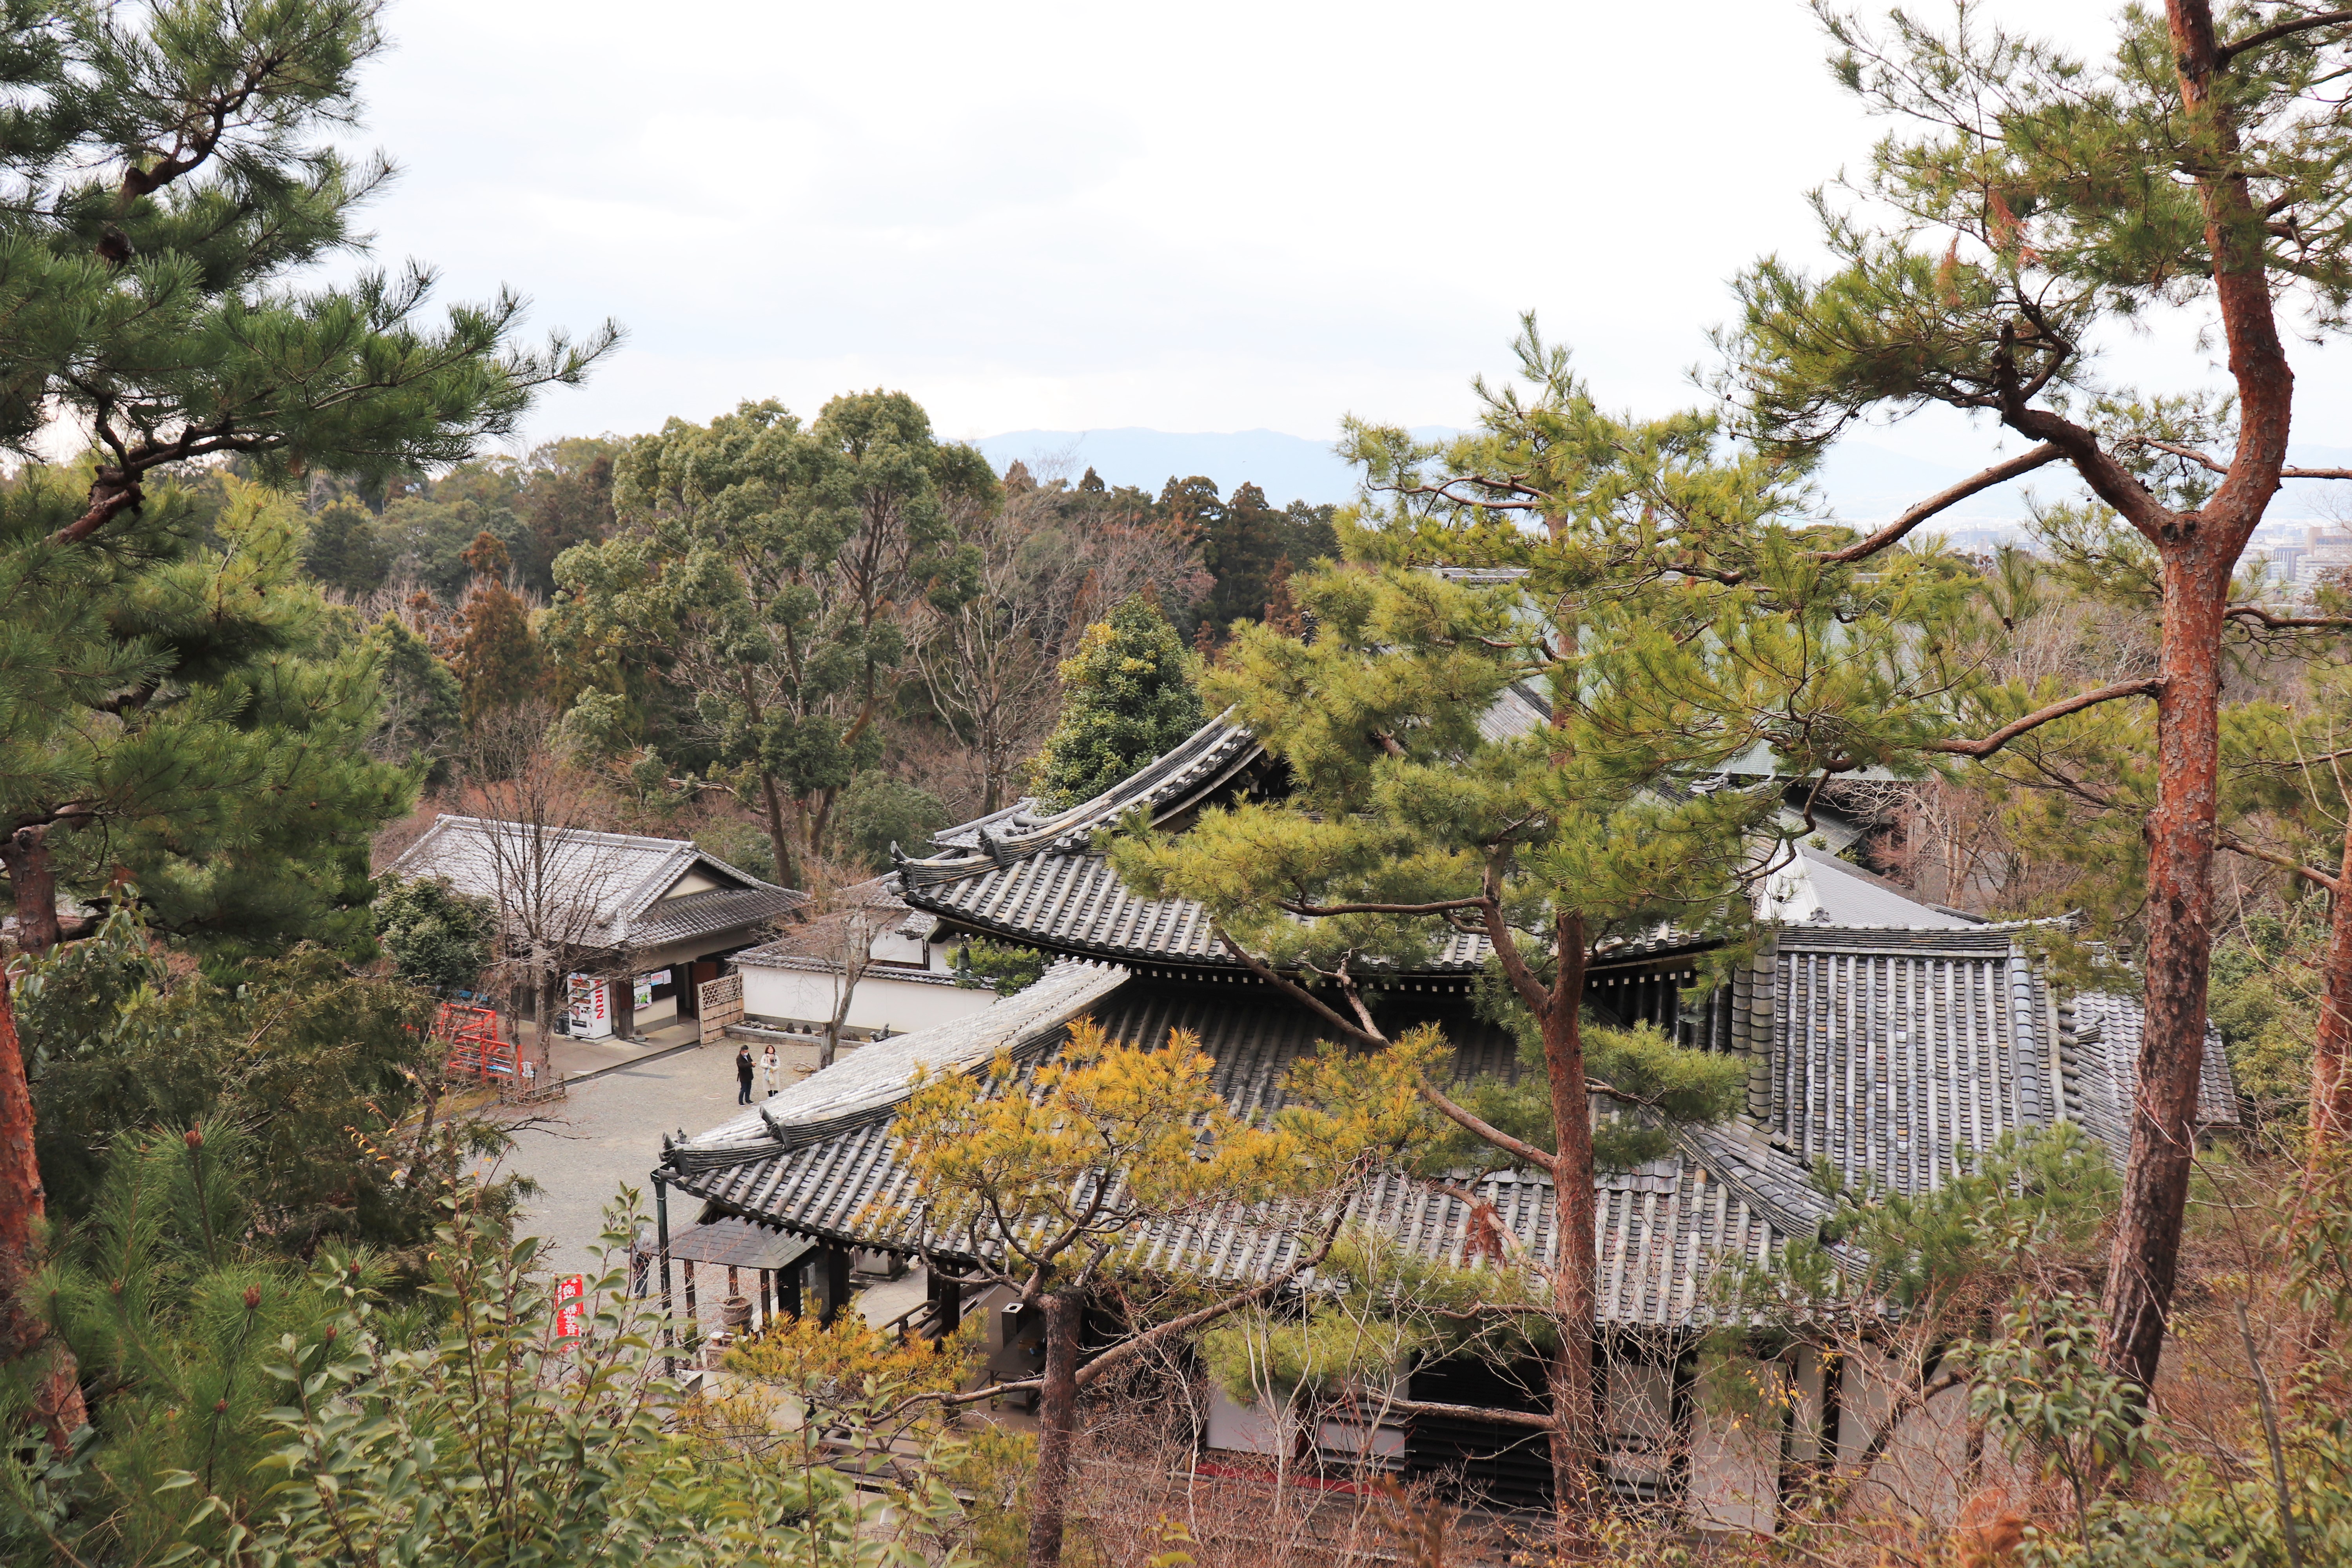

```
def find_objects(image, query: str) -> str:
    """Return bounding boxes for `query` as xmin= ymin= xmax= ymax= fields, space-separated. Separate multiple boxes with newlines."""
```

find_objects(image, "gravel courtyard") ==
xmin=494 ymin=1040 xmax=759 ymax=1281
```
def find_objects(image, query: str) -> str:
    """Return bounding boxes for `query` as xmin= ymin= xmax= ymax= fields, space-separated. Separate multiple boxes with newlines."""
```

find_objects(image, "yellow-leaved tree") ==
xmin=893 ymin=1015 xmax=1421 ymax=1568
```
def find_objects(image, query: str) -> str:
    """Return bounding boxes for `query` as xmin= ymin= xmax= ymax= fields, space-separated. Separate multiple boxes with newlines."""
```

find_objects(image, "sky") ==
xmin=344 ymin=0 xmax=2352 ymax=492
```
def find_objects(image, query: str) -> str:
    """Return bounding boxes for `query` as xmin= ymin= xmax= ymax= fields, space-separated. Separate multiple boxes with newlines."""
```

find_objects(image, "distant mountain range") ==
xmin=974 ymin=426 xmax=2352 ymax=529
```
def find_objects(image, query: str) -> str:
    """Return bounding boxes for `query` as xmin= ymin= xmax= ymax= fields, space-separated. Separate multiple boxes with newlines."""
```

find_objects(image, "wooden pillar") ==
xmin=818 ymin=1244 xmax=852 ymax=1326
xmin=778 ymin=1260 xmax=802 ymax=1321
xmin=927 ymin=1261 xmax=963 ymax=1341
xmin=683 ymin=1260 xmax=698 ymax=1335
xmin=759 ymin=1268 xmax=771 ymax=1328
xmin=655 ymin=1174 xmax=674 ymax=1375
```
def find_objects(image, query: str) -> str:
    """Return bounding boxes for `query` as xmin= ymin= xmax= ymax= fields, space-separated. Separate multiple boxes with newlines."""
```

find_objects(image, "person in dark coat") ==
xmin=735 ymin=1046 xmax=754 ymax=1105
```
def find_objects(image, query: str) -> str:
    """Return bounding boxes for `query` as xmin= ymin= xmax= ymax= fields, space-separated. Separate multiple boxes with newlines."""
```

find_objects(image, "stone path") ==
xmin=495 ymin=1038 xmax=751 ymax=1281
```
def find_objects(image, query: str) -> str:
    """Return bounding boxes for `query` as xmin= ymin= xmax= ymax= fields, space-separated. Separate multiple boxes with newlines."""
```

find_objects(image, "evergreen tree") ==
xmin=301 ymin=496 xmax=391 ymax=596
xmin=1122 ymin=328 xmax=1967 ymax=1519
xmin=372 ymin=876 xmax=496 ymax=997
xmin=359 ymin=612 xmax=463 ymax=785
xmin=452 ymin=532 xmax=545 ymax=724
xmin=1029 ymin=593 xmax=1203 ymax=809
xmin=1711 ymin=0 xmax=2352 ymax=1396
xmin=546 ymin=394 xmax=990 ymax=889
xmin=14 ymin=909 xmax=513 ymax=1256
xmin=0 ymin=0 xmax=612 ymax=1444
xmin=4 ymin=475 xmax=416 ymax=964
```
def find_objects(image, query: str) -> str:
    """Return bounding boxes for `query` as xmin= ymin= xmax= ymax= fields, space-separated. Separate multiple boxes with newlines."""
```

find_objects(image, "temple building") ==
xmin=651 ymin=715 xmax=2236 ymax=1529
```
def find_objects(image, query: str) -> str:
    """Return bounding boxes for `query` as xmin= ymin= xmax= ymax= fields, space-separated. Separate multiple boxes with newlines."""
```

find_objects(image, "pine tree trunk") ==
xmin=2310 ymin=844 xmax=2352 ymax=1162
xmin=0 ymin=828 xmax=62 ymax=953
xmin=0 ymin=965 xmax=84 ymax=1452
xmin=2099 ymin=552 xmax=2230 ymax=1392
xmin=1541 ymin=922 xmax=1599 ymax=1521
xmin=1025 ymin=1289 xmax=1083 ymax=1568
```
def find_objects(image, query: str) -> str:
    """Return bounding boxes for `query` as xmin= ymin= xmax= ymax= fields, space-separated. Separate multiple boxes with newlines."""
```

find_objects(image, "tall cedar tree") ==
xmin=547 ymin=395 xmax=988 ymax=888
xmin=453 ymin=531 xmax=546 ymax=724
xmin=0 ymin=0 xmax=610 ymax=1448
xmin=1711 ymin=0 xmax=2352 ymax=1395
xmin=1029 ymin=593 xmax=1203 ymax=809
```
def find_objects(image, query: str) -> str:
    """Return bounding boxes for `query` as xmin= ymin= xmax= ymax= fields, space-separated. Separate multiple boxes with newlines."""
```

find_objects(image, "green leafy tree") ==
xmin=1710 ymin=0 xmax=2352 ymax=1394
xmin=0 ymin=1183 xmax=960 ymax=1566
xmin=13 ymin=908 xmax=514 ymax=1259
xmin=0 ymin=1119 xmax=393 ymax=1567
xmin=1029 ymin=593 xmax=1202 ymax=809
xmin=951 ymin=938 xmax=1047 ymax=997
xmin=548 ymin=395 xmax=990 ymax=888
xmin=0 ymin=0 xmax=612 ymax=1443
xmin=832 ymin=770 xmax=949 ymax=872
xmin=372 ymin=875 xmax=495 ymax=997
xmin=233 ymin=1209 xmax=965 ymax=1567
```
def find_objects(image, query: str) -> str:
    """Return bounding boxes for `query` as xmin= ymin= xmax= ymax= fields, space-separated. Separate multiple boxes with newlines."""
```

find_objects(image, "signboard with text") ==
xmin=554 ymin=1273 xmax=586 ymax=1341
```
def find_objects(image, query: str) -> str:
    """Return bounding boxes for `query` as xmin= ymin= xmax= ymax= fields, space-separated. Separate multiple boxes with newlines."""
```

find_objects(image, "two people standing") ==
xmin=735 ymin=1043 xmax=783 ymax=1104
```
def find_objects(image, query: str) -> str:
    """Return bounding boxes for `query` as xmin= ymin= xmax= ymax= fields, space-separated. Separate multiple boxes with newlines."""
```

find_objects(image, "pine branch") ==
xmin=1814 ymin=444 xmax=2063 ymax=564
xmin=2218 ymin=7 xmax=2352 ymax=64
xmin=1275 ymin=896 xmax=1492 ymax=918
xmin=2217 ymin=829 xmax=2343 ymax=896
xmin=2227 ymin=604 xmax=2352 ymax=631
xmin=2125 ymin=435 xmax=2352 ymax=481
xmin=1414 ymin=1072 xmax=1556 ymax=1175
xmin=1209 ymin=927 xmax=1385 ymax=1047
xmin=1926 ymin=677 xmax=2164 ymax=760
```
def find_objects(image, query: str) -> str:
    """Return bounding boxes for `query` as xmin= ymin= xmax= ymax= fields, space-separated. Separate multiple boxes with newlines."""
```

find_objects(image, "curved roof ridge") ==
xmin=666 ymin=959 xmax=1129 ymax=1168
xmin=898 ymin=714 xmax=1261 ymax=884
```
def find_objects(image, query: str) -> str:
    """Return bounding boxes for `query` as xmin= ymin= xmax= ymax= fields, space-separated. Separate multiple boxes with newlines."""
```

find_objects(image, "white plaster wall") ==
xmin=1688 ymin=1358 xmax=1784 ymax=1536
xmin=870 ymin=931 xmax=928 ymax=965
xmin=1204 ymin=1388 xmax=1290 ymax=1457
xmin=1837 ymin=1347 xmax=1970 ymax=1527
xmin=739 ymin=967 xmax=996 ymax=1036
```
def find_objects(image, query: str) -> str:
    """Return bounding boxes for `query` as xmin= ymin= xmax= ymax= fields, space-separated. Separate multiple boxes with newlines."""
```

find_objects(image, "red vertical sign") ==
xmin=554 ymin=1273 xmax=586 ymax=1341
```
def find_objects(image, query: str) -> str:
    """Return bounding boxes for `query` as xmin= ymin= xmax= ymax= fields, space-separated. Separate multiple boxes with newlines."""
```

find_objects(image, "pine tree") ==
xmin=1122 ymin=330 xmax=1967 ymax=1520
xmin=1711 ymin=0 xmax=2352 ymax=1396
xmin=1029 ymin=593 xmax=1203 ymax=809
xmin=0 ymin=0 xmax=612 ymax=1445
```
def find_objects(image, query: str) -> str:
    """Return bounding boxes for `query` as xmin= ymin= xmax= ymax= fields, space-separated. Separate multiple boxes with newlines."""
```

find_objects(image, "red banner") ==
xmin=554 ymin=1274 xmax=586 ymax=1341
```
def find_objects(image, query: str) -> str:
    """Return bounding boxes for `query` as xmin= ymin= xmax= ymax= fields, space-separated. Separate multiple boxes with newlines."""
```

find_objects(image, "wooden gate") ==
xmin=697 ymin=972 xmax=744 ymax=1045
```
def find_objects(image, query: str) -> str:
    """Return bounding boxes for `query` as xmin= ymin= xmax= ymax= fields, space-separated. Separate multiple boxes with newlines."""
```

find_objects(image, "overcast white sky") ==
xmin=346 ymin=0 xmax=2350 ymax=470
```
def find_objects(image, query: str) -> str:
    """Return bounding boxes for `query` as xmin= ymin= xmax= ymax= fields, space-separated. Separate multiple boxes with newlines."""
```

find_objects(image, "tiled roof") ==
xmin=2061 ymin=990 xmax=2241 ymax=1145
xmin=903 ymin=848 xmax=1493 ymax=975
xmin=901 ymin=719 xmax=1263 ymax=880
xmin=1770 ymin=938 xmax=2056 ymax=1194
xmin=1764 ymin=931 xmax=2239 ymax=1195
xmin=661 ymin=919 xmax=2242 ymax=1332
xmin=665 ymin=974 xmax=1814 ymax=1326
xmin=391 ymin=815 xmax=802 ymax=950
xmin=732 ymin=951 xmax=969 ymax=988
